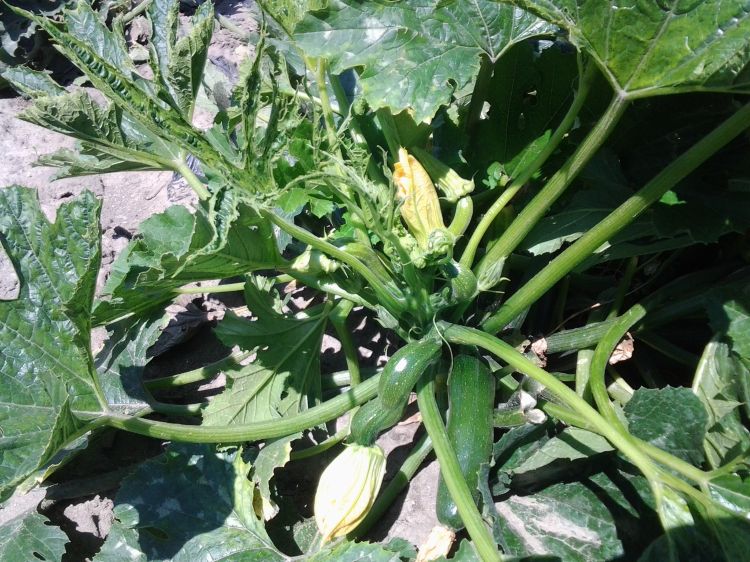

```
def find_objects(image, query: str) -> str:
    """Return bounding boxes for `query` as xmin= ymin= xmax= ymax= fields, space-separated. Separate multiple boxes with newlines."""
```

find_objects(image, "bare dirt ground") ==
xmin=0 ymin=1 xmax=440 ymax=559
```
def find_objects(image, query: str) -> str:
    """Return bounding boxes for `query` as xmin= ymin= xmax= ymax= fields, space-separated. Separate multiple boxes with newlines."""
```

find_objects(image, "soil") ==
xmin=0 ymin=1 xmax=440 ymax=560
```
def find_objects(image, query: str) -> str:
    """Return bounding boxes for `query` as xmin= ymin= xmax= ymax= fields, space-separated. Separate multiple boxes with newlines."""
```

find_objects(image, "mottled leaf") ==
xmin=295 ymin=0 xmax=554 ymax=121
xmin=0 ymin=511 xmax=68 ymax=562
xmin=707 ymin=474 xmax=750 ymax=519
xmin=508 ymin=0 xmax=750 ymax=97
xmin=251 ymin=432 xmax=302 ymax=520
xmin=624 ymin=386 xmax=708 ymax=465
xmin=94 ymin=444 xmax=284 ymax=562
xmin=496 ymin=474 xmax=627 ymax=560
xmin=1 ymin=66 xmax=65 ymax=97
xmin=513 ymin=427 xmax=614 ymax=475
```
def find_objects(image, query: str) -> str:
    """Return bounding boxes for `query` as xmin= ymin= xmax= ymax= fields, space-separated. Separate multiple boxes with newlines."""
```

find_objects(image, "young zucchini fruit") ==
xmin=378 ymin=337 xmax=443 ymax=410
xmin=435 ymin=354 xmax=496 ymax=530
xmin=349 ymin=397 xmax=406 ymax=446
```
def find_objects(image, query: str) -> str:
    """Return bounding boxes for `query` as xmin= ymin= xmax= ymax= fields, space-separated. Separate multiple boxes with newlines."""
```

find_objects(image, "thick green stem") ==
xmin=312 ymin=58 xmax=340 ymax=153
xmin=121 ymin=0 xmax=153 ymax=23
xmin=265 ymin=211 xmax=406 ymax=315
xmin=482 ymin=100 xmax=750 ymax=333
xmin=589 ymin=305 xmax=646 ymax=430
xmin=148 ymin=401 xmax=205 ymax=417
xmin=608 ymin=257 xmax=638 ymax=319
xmin=176 ymin=282 xmax=245 ymax=295
xmin=106 ymin=374 xmax=380 ymax=442
xmin=353 ymin=433 xmax=433 ymax=537
xmin=145 ymin=351 xmax=251 ymax=391
xmin=291 ymin=429 xmax=348 ymax=461
xmin=416 ymin=376 xmax=502 ymax=562
xmin=462 ymin=63 xmax=599 ymax=270
xmin=330 ymin=299 xmax=362 ymax=386
xmin=172 ymin=158 xmax=210 ymax=200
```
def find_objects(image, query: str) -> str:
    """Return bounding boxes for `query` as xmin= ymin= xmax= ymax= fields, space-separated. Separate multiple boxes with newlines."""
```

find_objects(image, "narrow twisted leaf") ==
xmin=507 ymin=0 xmax=750 ymax=97
xmin=0 ymin=187 xmax=104 ymax=500
xmin=295 ymin=0 xmax=554 ymax=121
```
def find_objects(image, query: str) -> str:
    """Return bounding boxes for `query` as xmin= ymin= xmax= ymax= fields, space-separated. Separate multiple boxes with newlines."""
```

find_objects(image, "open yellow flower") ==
xmin=314 ymin=444 xmax=386 ymax=542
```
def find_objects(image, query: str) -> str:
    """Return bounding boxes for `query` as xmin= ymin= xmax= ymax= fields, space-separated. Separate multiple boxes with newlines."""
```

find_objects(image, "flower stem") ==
xmin=330 ymin=299 xmax=362 ymax=386
xmin=106 ymin=374 xmax=380 ymax=442
xmin=416 ymin=375 xmax=502 ymax=562
xmin=352 ymin=433 xmax=433 ymax=537
xmin=144 ymin=351 xmax=251 ymax=391
xmin=481 ymin=99 xmax=750 ymax=333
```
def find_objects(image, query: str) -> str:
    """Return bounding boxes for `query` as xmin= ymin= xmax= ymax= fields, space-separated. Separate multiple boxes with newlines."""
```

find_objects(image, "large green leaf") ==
xmin=294 ymin=0 xmax=554 ymax=121
xmin=470 ymin=39 xmax=579 ymax=172
xmin=506 ymin=0 xmax=750 ymax=98
xmin=692 ymin=340 xmax=750 ymax=468
xmin=0 ymin=510 xmax=68 ymax=561
xmin=495 ymin=471 xmax=641 ymax=560
xmin=94 ymin=191 xmax=282 ymax=324
xmin=624 ymin=386 xmax=708 ymax=465
xmin=204 ymin=278 xmax=327 ymax=424
xmin=512 ymin=427 xmax=614 ymax=475
xmin=96 ymin=444 xmax=408 ymax=561
xmin=0 ymin=187 xmax=104 ymax=500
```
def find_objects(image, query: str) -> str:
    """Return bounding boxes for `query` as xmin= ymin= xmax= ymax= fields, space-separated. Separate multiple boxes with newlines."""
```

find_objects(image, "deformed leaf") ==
xmin=707 ymin=474 xmax=750 ymax=519
xmin=94 ymin=191 xmax=282 ymax=324
xmin=251 ymin=432 xmax=303 ymax=520
xmin=0 ymin=511 xmax=68 ymax=562
xmin=508 ymin=0 xmax=750 ymax=98
xmin=1 ymin=66 xmax=65 ymax=97
xmin=624 ymin=386 xmax=708 ymax=465
xmin=0 ymin=187 xmax=104 ymax=500
xmin=692 ymin=339 xmax=750 ymax=468
xmin=295 ymin=0 xmax=554 ymax=121
xmin=513 ymin=427 xmax=614 ymax=475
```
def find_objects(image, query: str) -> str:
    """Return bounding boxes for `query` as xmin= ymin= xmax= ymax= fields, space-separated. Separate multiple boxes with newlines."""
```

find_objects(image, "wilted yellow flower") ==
xmin=314 ymin=444 xmax=386 ymax=542
xmin=394 ymin=148 xmax=446 ymax=250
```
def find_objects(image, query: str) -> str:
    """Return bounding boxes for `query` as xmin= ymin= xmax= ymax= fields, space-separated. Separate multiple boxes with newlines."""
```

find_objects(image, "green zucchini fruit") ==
xmin=378 ymin=337 xmax=442 ymax=410
xmin=349 ymin=397 xmax=406 ymax=446
xmin=436 ymin=354 xmax=495 ymax=530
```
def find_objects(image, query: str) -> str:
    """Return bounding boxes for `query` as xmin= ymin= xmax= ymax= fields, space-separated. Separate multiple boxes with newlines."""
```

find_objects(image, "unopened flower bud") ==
xmin=314 ymin=444 xmax=386 ymax=541
xmin=410 ymin=146 xmax=474 ymax=203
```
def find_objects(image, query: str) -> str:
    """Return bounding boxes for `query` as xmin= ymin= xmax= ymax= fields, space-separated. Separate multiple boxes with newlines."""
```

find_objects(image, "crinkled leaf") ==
xmin=307 ymin=541 xmax=406 ymax=562
xmin=707 ymin=474 xmax=750 ymax=519
xmin=0 ymin=511 xmax=68 ymax=561
xmin=94 ymin=191 xmax=282 ymax=324
xmin=692 ymin=340 xmax=750 ymax=468
xmin=204 ymin=280 xmax=326 ymax=424
xmin=295 ymin=0 xmax=554 ymax=121
xmin=707 ymin=285 xmax=750 ymax=360
xmin=163 ymin=2 xmax=214 ymax=115
xmin=1 ymin=66 xmax=64 ymax=97
xmin=508 ymin=0 xmax=750 ymax=97
xmin=94 ymin=444 xmax=284 ymax=562
xmin=624 ymin=386 xmax=708 ymax=465
xmin=0 ymin=187 xmax=103 ymax=500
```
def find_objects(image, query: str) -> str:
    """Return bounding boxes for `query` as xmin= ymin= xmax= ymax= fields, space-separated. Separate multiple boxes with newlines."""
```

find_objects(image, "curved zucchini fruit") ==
xmin=378 ymin=337 xmax=443 ymax=410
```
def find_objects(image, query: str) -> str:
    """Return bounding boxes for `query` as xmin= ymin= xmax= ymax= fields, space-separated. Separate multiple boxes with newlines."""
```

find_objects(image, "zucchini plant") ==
xmin=1 ymin=0 xmax=750 ymax=560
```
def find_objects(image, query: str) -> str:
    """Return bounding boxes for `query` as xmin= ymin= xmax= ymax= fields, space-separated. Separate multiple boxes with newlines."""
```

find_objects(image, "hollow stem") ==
xmin=481 ymin=100 xmax=750 ymax=333
xmin=107 ymin=374 xmax=380 ymax=442
xmin=144 ymin=351 xmax=251 ymax=391
xmin=416 ymin=376 xmax=502 ymax=561
xmin=176 ymin=282 xmax=246 ymax=295
xmin=330 ymin=299 xmax=362 ymax=386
